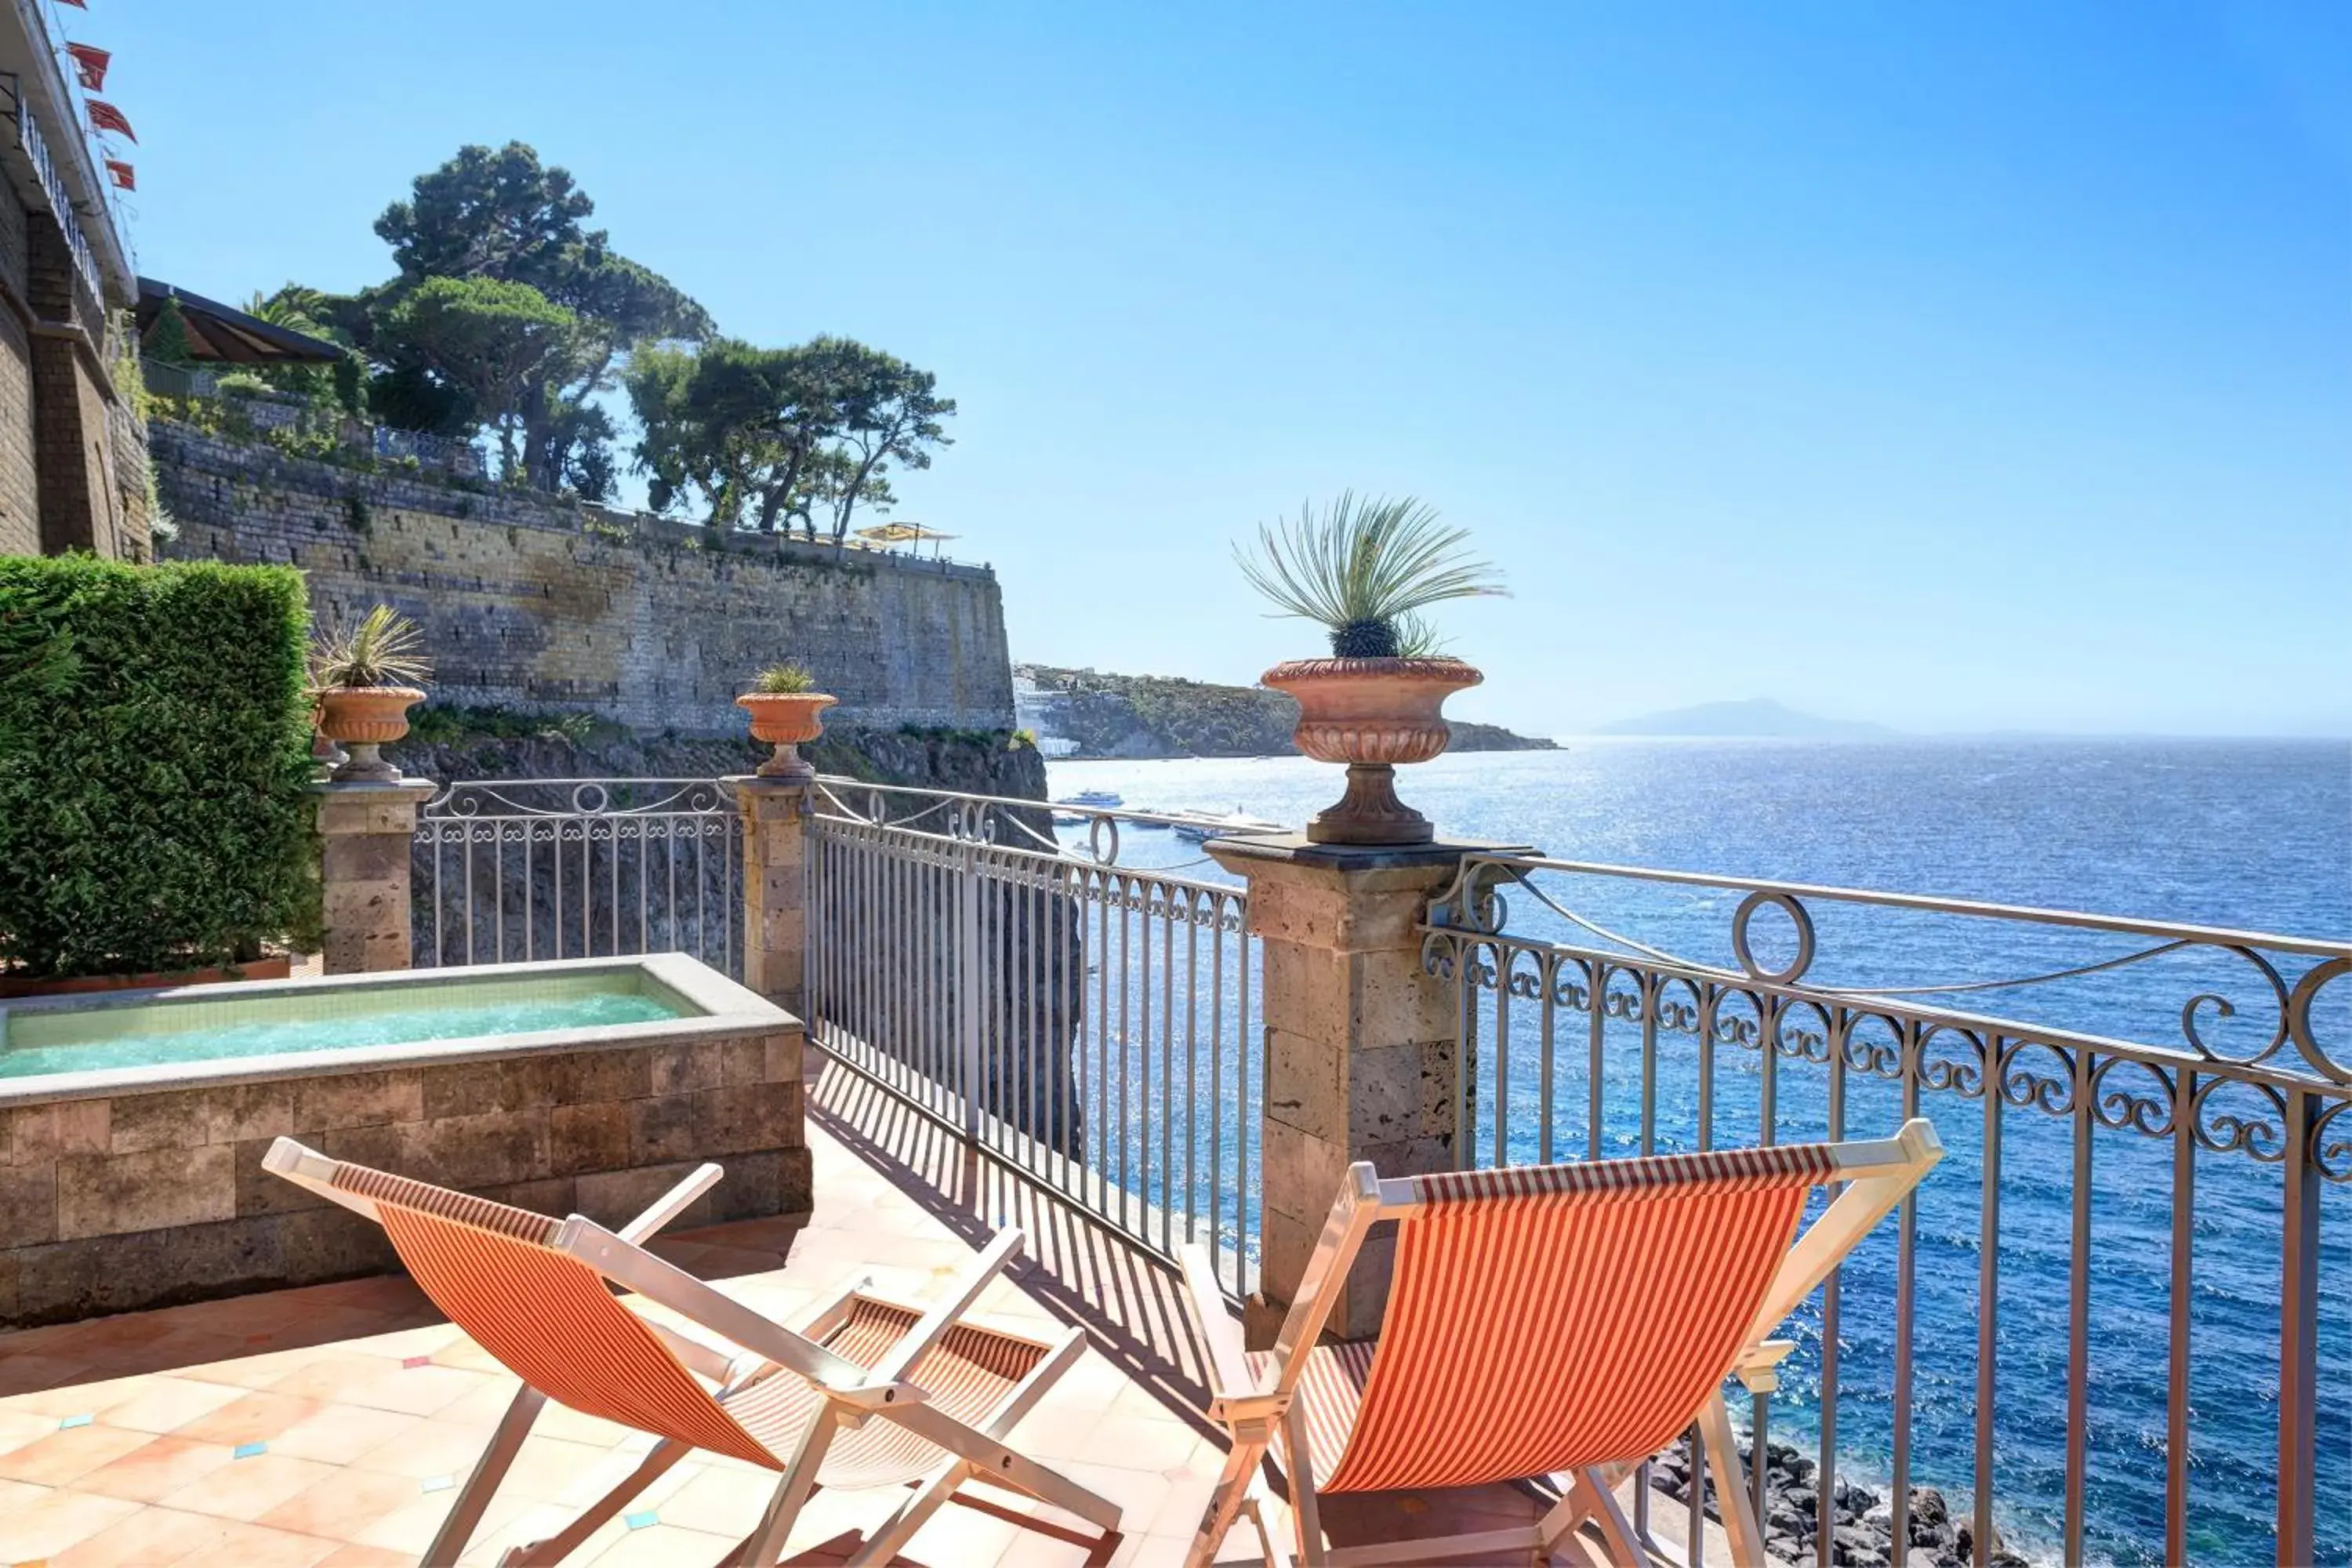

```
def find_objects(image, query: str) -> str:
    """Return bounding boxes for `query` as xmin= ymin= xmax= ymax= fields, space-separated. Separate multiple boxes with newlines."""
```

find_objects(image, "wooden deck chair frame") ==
xmin=264 ymin=1138 xmax=1121 ymax=1566
xmin=1179 ymin=1120 xmax=1942 ymax=1568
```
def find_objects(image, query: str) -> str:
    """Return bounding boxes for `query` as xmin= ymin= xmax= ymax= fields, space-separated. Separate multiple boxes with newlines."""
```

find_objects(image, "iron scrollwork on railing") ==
xmin=811 ymin=775 xmax=1266 ymax=872
xmin=423 ymin=778 xmax=734 ymax=822
xmin=412 ymin=777 xmax=743 ymax=975
xmin=1422 ymin=851 xmax=2351 ymax=1173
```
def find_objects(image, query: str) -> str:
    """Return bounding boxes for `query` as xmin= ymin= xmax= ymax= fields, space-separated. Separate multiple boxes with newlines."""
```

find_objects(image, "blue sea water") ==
xmin=1046 ymin=738 xmax=2351 ymax=1568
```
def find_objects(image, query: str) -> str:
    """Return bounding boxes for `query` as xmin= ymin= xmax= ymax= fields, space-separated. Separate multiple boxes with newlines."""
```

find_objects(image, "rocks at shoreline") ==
xmin=1650 ymin=1440 xmax=2029 ymax=1568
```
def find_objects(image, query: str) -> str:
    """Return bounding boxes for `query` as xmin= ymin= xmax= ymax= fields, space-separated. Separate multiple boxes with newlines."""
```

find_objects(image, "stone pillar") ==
xmin=729 ymin=778 xmax=812 ymax=1021
xmin=1207 ymin=832 xmax=1516 ymax=1347
xmin=312 ymin=779 xmax=437 ymax=975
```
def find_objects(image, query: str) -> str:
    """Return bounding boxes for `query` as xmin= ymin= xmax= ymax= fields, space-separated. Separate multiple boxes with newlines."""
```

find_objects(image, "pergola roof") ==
xmin=136 ymin=277 xmax=346 ymax=365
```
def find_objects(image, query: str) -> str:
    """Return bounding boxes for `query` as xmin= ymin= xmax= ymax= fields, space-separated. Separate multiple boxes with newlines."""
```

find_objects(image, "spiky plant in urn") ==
xmin=309 ymin=606 xmax=430 ymax=784
xmin=1238 ymin=493 xmax=1505 ymax=844
xmin=736 ymin=662 xmax=837 ymax=782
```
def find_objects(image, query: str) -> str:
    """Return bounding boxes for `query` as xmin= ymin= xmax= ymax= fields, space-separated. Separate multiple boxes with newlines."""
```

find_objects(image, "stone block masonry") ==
xmin=154 ymin=420 xmax=1016 ymax=736
xmin=0 ymin=1024 xmax=811 ymax=1327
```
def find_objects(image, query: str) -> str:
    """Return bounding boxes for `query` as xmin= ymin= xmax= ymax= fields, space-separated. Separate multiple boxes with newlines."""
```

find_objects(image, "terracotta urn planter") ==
xmin=1261 ymin=656 xmax=1483 ymax=844
xmin=314 ymin=686 xmax=426 ymax=784
xmin=737 ymin=691 xmax=839 ymax=782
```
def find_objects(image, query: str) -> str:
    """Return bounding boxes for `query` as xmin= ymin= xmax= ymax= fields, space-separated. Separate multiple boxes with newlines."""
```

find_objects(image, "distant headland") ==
xmin=1016 ymin=664 xmax=1558 ymax=759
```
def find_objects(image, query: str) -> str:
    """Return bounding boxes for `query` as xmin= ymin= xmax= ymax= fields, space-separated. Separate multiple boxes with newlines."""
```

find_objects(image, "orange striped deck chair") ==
xmin=264 ymin=1138 xmax=1121 ymax=1566
xmin=1180 ymin=1120 xmax=1941 ymax=1567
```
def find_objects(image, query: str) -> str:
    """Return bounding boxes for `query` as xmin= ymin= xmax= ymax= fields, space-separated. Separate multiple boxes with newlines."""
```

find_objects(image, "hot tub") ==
xmin=0 ymin=955 xmax=808 ymax=1327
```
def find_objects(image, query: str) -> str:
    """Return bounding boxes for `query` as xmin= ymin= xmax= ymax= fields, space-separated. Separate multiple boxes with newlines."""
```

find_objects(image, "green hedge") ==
xmin=0 ymin=557 xmax=319 ymax=978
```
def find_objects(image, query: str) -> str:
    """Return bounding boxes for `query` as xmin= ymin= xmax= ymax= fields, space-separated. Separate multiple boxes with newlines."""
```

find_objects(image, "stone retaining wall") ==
xmin=0 ymin=1025 xmax=809 ymax=1327
xmin=153 ymin=420 xmax=1014 ymax=736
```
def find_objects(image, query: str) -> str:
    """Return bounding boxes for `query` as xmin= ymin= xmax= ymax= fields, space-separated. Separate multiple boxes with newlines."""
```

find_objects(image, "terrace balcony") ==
xmin=2 ymin=773 xmax=2344 ymax=1568
xmin=0 ymin=1067 xmax=1653 ymax=1568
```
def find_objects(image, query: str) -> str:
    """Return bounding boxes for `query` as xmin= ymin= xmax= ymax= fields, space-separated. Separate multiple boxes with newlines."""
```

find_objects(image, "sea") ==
xmin=1043 ymin=738 xmax=2351 ymax=1568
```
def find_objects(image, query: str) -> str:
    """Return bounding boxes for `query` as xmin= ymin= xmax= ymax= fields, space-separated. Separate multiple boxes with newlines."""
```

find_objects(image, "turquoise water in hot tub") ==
xmin=0 ymin=985 xmax=686 ymax=1080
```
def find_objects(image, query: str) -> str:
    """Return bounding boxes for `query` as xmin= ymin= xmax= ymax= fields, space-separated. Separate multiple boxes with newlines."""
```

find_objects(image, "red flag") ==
xmin=85 ymin=100 xmax=134 ymax=141
xmin=65 ymin=44 xmax=109 ymax=93
xmin=54 ymin=0 xmax=85 ymax=8
xmin=104 ymin=159 xmax=133 ymax=191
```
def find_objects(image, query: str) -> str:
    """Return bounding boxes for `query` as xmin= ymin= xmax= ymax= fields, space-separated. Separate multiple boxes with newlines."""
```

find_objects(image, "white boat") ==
xmin=1051 ymin=789 xmax=1124 ymax=826
xmin=1167 ymin=808 xmax=1286 ymax=844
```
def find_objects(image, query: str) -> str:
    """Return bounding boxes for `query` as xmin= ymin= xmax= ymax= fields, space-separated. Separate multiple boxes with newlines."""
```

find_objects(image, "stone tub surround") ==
xmin=0 ymin=955 xmax=810 ymax=1327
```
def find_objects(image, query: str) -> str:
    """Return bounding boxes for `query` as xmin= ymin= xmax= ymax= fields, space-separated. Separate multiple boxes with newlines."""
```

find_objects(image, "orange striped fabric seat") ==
xmin=1274 ymin=1143 xmax=1836 ymax=1496
xmin=728 ymin=1298 xmax=1049 ymax=1489
xmin=335 ymin=1163 xmax=1047 ymax=1487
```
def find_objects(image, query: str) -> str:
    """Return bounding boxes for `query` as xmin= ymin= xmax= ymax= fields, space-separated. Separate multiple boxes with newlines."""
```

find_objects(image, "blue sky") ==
xmin=87 ymin=2 xmax=2349 ymax=736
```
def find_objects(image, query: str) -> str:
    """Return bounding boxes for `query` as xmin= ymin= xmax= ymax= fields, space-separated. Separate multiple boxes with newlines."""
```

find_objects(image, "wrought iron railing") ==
xmin=372 ymin=423 xmax=487 ymax=477
xmin=412 ymin=779 xmax=742 ymax=978
xmin=804 ymin=779 xmax=1263 ymax=1296
xmin=1418 ymin=852 xmax=2350 ymax=1568
xmin=396 ymin=771 xmax=2346 ymax=1564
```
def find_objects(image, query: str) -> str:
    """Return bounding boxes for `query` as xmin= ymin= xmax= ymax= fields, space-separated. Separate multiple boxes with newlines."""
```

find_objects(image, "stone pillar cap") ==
xmin=306 ymin=777 xmax=438 ymax=800
xmin=1204 ymin=832 xmax=1538 ymax=875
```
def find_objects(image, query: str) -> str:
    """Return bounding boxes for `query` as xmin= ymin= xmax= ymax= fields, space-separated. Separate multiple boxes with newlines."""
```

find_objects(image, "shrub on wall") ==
xmin=0 ymin=557 xmax=319 ymax=978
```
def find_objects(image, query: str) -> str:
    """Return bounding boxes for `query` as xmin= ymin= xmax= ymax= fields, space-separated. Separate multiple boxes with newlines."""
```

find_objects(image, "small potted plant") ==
xmin=310 ymin=604 xmax=430 ymax=783
xmin=1237 ymin=493 xmax=1504 ymax=844
xmin=737 ymin=661 xmax=838 ymax=781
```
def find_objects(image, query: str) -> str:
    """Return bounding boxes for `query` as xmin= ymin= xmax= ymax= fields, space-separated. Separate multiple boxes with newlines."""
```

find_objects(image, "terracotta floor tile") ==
xmin=158 ymin=1451 xmax=342 ymax=1521
xmin=582 ymin=1520 xmax=741 ymax=1567
xmin=258 ymin=1356 xmax=399 ymax=1406
xmin=424 ymin=1338 xmax=506 ymax=1374
xmin=335 ymin=1362 xmax=496 ymax=1418
xmin=0 ymin=1486 xmax=144 ymax=1561
xmin=130 ymin=1329 xmax=252 ymax=1374
xmin=95 ymin=1377 xmax=250 ymax=1436
xmin=266 ymin=1405 xmax=425 ymax=1466
xmin=172 ymin=1392 xmax=327 ymax=1448
xmin=450 ymin=1499 xmax=580 ymax=1566
xmin=647 ymin=1463 xmax=775 ymax=1540
xmin=313 ymin=1545 xmax=419 ymax=1568
xmin=48 ymin=1504 xmax=238 ymax=1568
xmin=492 ymin=1433 xmax=630 ymax=1511
xmin=351 ymin=1417 xmax=495 ymax=1480
xmin=992 ymin=1527 xmax=1121 ymax=1567
xmin=894 ymin=1499 xmax=1025 ymax=1564
xmin=0 ymin=1423 xmax=159 ymax=1486
xmin=165 ymin=1518 xmax=339 ymax=1568
xmin=172 ymin=1346 xmax=343 ymax=1392
xmin=2 ymin=1374 xmax=149 ymax=1420
xmin=775 ymin=1487 xmax=903 ymax=1560
xmin=430 ymin=1377 xmax=524 ymax=1431
xmin=336 ymin=1323 xmax=462 ymax=1363
xmin=347 ymin=1489 xmax=452 ymax=1555
xmin=74 ymin=1434 xmax=239 ymax=1503
xmin=258 ymin=1465 xmax=430 ymax=1540
xmin=526 ymin=1400 xmax=633 ymax=1449
xmin=0 ymin=1354 xmax=99 ymax=1401
xmin=0 ymin=1403 xmax=64 ymax=1455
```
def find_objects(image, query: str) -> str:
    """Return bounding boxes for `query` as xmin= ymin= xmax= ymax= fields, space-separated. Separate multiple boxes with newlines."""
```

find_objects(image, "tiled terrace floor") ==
xmin=0 ymin=1062 xmax=1722 ymax=1567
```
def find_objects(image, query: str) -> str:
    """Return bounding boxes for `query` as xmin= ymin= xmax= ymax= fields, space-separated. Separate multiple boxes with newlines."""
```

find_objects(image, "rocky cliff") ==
xmin=387 ymin=712 xmax=1046 ymax=798
xmin=155 ymin=419 xmax=1015 ymax=738
xmin=1016 ymin=664 xmax=1557 ymax=759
